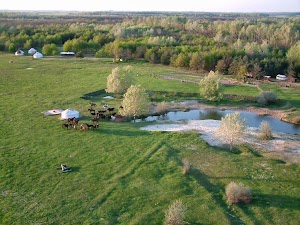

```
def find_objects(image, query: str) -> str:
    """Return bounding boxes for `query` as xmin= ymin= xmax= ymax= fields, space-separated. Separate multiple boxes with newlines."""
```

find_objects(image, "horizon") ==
xmin=1 ymin=0 xmax=300 ymax=13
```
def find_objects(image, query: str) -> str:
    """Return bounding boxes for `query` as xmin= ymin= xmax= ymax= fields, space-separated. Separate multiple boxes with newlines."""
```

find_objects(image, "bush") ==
xmin=225 ymin=182 xmax=252 ymax=205
xmin=182 ymin=159 xmax=190 ymax=175
xmin=257 ymin=91 xmax=277 ymax=106
xmin=259 ymin=121 xmax=272 ymax=140
xmin=75 ymin=51 xmax=84 ymax=58
xmin=156 ymin=101 xmax=169 ymax=114
xmin=164 ymin=200 xmax=187 ymax=225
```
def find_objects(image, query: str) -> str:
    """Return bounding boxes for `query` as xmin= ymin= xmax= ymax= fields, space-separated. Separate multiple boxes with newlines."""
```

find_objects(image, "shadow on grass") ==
xmin=99 ymin=128 xmax=148 ymax=137
xmin=190 ymin=167 xmax=245 ymax=225
xmin=147 ymin=90 xmax=199 ymax=102
xmin=254 ymin=193 xmax=300 ymax=210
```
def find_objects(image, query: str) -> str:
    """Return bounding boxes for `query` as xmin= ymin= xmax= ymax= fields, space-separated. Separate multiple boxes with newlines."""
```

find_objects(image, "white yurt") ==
xmin=60 ymin=109 xmax=80 ymax=119
xmin=33 ymin=52 xmax=43 ymax=59
xmin=28 ymin=48 xmax=37 ymax=55
xmin=15 ymin=49 xmax=24 ymax=56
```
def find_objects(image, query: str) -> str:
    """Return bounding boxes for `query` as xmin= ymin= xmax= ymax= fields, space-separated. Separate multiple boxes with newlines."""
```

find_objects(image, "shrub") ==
xmin=182 ymin=159 xmax=190 ymax=175
xmin=257 ymin=91 xmax=277 ymax=106
xmin=75 ymin=51 xmax=84 ymax=58
xmin=259 ymin=121 xmax=272 ymax=140
xmin=164 ymin=200 xmax=187 ymax=225
xmin=156 ymin=101 xmax=169 ymax=114
xmin=225 ymin=182 xmax=252 ymax=205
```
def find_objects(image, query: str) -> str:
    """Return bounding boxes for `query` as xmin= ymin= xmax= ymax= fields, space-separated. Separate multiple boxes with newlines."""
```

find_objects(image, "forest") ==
xmin=1 ymin=11 xmax=300 ymax=79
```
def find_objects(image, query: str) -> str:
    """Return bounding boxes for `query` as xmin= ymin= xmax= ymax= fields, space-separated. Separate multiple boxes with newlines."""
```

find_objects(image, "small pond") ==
xmin=136 ymin=109 xmax=300 ymax=135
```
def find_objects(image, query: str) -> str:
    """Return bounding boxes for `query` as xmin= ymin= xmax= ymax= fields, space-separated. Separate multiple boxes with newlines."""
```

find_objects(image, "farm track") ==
xmin=90 ymin=140 xmax=165 ymax=209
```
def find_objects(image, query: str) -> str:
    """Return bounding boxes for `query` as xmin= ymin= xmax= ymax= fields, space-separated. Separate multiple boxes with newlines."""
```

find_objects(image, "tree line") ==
xmin=1 ymin=11 xmax=299 ymax=78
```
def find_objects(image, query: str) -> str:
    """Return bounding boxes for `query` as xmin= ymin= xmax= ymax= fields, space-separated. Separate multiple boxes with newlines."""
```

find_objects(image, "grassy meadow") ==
xmin=0 ymin=53 xmax=300 ymax=225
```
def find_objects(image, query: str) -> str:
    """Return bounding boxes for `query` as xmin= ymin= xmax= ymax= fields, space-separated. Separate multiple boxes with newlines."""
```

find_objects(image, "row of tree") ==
xmin=1 ymin=12 xmax=299 ymax=78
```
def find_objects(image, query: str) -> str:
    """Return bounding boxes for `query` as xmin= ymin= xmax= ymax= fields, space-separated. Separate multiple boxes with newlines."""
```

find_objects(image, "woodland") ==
xmin=1 ymin=11 xmax=300 ymax=79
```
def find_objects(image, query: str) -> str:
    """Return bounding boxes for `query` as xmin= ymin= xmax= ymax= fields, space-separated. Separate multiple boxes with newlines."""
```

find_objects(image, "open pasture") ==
xmin=0 ymin=54 xmax=299 ymax=224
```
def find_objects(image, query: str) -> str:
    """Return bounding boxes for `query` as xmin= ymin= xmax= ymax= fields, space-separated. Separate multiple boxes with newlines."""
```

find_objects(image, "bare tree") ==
xmin=216 ymin=112 xmax=246 ymax=151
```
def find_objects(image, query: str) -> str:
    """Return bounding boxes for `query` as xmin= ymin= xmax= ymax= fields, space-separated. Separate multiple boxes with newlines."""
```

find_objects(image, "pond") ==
xmin=136 ymin=109 xmax=300 ymax=135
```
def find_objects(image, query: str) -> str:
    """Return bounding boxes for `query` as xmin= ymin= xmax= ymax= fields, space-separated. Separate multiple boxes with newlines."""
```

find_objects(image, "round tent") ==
xmin=28 ymin=48 xmax=37 ymax=55
xmin=15 ymin=49 xmax=24 ymax=56
xmin=33 ymin=52 xmax=43 ymax=58
xmin=61 ymin=109 xmax=80 ymax=119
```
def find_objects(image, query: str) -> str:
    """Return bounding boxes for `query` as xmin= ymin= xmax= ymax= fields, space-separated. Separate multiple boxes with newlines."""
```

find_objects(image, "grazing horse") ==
xmin=87 ymin=123 xmax=99 ymax=130
xmin=89 ymin=102 xmax=96 ymax=107
xmin=68 ymin=117 xmax=79 ymax=129
xmin=80 ymin=123 xmax=88 ymax=132
xmin=107 ymin=107 xmax=115 ymax=112
xmin=91 ymin=115 xmax=100 ymax=123
xmin=62 ymin=123 xmax=71 ymax=129
xmin=88 ymin=108 xmax=96 ymax=115
xmin=111 ymin=114 xmax=126 ymax=122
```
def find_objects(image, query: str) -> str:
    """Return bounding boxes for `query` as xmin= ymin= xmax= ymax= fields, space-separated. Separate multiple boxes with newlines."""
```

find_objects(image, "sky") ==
xmin=1 ymin=0 xmax=300 ymax=12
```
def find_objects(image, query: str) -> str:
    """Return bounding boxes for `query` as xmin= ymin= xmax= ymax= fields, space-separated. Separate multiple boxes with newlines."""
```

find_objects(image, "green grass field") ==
xmin=1 ymin=54 xmax=300 ymax=224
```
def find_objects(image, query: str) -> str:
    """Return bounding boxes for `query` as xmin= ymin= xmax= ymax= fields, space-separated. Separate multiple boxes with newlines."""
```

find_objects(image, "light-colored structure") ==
xmin=60 ymin=109 xmax=80 ymax=119
xmin=33 ymin=52 xmax=43 ymax=59
xmin=28 ymin=48 xmax=37 ymax=55
xmin=276 ymin=74 xmax=287 ymax=81
xmin=15 ymin=49 xmax=24 ymax=56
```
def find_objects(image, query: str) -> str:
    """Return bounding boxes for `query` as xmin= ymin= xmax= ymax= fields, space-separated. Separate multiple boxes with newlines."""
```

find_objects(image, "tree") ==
xmin=287 ymin=42 xmax=300 ymax=78
xmin=8 ymin=43 xmax=16 ymax=53
xmin=106 ymin=66 xmax=133 ymax=94
xmin=63 ymin=40 xmax=73 ymax=52
xmin=42 ymin=43 xmax=58 ymax=55
xmin=216 ymin=112 xmax=246 ymax=151
xmin=119 ymin=85 xmax=151 ymax=120
xmin=199 ymin=70 xmax=223 ymax=101
xmin=189 ymin=52 xmax=203 ymax=70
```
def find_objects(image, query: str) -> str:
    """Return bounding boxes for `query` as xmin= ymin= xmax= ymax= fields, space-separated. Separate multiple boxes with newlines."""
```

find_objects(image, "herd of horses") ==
xmin=61 ymin=102 xmax=125 ymax=131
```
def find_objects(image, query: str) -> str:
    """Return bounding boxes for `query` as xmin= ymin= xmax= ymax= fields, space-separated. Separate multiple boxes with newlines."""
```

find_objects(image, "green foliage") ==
xmin=8 ymin=43 xmax=16 ymax=52
xmin=42 ymin=43 xmax=59 ymax=56
xmin=225 ymin=182 xmax=252 ymax=205
xmin=0 ymin=54 xmax=300 ymax=224
xmin=106 ymin=66 xmax=133 ymax=94
xmin=120 ymin=85 xmax=151 ymax=119
xmin=199 ymin=70 xmax=223 ymax=101
xmin=216 ymin=112 xmax=246 ymax=151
